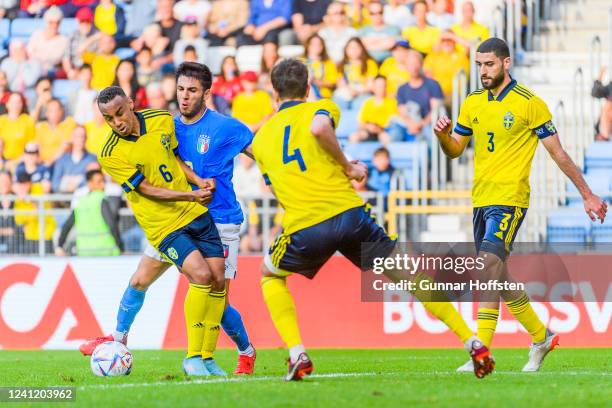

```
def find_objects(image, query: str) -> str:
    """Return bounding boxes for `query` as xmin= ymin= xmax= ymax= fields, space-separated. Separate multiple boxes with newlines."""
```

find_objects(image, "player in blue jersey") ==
xmin=79 ymin=62 xmax=256 ymax=376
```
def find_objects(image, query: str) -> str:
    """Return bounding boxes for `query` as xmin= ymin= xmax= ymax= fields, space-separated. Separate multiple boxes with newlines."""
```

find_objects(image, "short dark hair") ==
xmin=176 ymin=61 xmax=213 ymax=91
xmin=184 ymin=45 xmax=196 ymax=53
xmin=86 ymin=169 xmax=103 ymax=182
xmin=270 ymin=59 xmax=309 ymax=100
xmin=476 ymin=38 xmax=510 ymax=59
xmin=97 ymin=86 xmax=127 ymax=105
xmin=374 ymin=147 xmax=390 ymax=158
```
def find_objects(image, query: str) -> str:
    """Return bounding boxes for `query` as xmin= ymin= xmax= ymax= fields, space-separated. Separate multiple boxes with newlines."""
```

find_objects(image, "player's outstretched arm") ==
xmin=433 ymin=115 xmax=471 ymax=159
xmin=136 ymin=179 xmax=212 ymax=205
xmin=175 ymin=155 xmax=215 ymax=191
xmin=311 ymin=114 xmax=367 ymax=181
xmin=541 ymin=135 xmax=608 ymax=223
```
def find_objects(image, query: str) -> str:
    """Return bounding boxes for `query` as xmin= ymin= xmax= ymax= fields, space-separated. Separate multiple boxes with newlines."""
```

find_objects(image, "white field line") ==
xmin=78 ymin=370 xmax=612 ymax=390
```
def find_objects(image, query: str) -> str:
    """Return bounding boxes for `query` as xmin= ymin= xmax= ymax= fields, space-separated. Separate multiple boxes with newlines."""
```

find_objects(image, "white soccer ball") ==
xmin=90 ymin=341 xmax=133 ymax=377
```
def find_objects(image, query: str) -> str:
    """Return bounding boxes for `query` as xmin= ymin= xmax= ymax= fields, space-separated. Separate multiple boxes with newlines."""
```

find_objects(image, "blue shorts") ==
xmin=473 ymin=205 xmax=527 ymax=261
xmin=158 ymin=211 xmax=224 ymax=267
xmin=265 ymin=205 xmax=396 ymax=279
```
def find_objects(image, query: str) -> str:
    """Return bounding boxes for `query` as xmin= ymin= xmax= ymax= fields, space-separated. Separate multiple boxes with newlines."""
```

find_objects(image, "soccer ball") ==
xmin=90 ymin=341 xmax=133 ymax=377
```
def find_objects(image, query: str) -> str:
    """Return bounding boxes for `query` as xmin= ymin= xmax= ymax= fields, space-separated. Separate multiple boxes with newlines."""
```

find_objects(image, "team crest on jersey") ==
xmin=160 ymin=133 xmax=171 ymax=150
xmin=167 ymin=247 xmax=178 ymax=260
xmin=197 ymin=135 xmax=211 ymax=154
xmin=545 ymin=120 xmax=557 ymax=134
xmin=503 ymin=111 xmax=515 ymax=130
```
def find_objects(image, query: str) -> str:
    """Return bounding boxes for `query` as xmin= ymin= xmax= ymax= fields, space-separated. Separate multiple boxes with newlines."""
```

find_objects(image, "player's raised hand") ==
xmin=433 ymin=115 xmax=453 ymax=139
xmin=345 ymin=160 xmax=368 ymax=182
xmin=584 ymin=194 xmax=608 ymax=223
xmin=191 ymin=189 xmax=213 ymax=205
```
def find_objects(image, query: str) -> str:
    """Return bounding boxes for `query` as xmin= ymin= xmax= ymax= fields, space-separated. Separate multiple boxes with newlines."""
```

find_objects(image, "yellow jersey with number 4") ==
xmin=252 ymin=99 xmax=364 ymax=235
xmin=98 ymin=109 xmax=205 ymax=247
xmin=454 ymin=79 xmax=556 ymax=208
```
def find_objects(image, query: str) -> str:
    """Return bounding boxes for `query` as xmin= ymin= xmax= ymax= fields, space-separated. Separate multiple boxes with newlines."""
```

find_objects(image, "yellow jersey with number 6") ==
xmin=454 ymin=79 xmax=556 ymax=208
xmin=98 ymin=109 xmax=205 ymax=247
xmin=252 ymin=99 xmax=364 ymax=235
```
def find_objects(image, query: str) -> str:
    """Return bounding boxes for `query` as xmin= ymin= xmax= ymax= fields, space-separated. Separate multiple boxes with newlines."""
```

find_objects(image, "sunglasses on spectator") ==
xmin=369 ymin=10 xmax=383 ymax=15
xmin=330 ymin=11 xmax=345 ymax=15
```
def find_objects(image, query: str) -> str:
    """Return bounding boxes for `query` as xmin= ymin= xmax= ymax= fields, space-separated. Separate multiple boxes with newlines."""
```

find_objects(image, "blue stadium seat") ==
xmin=115 ymin=47 xmax=136 ymax=60
xmin=51 ymin=79 xmax=81 ymax=107
xmin=585 ymin=141 xmax=612 ymax=172
xmin=0 ymin=19 xmax=9 ymax=48
xmin=592 ymin=224 xmax=612 ymax=243
xmin=10 ymin=18 xmax=45 ymax=42
xmin=387 ymin=141 xmax=427 ymax=190
xmin=343 ymin=142 xmax=381 ymax=166
xmin=546 ymin=209 xmax=592 ymax=243
xmin=336 ymin=109 xmax=359 ymax=139
xmin=59 ymin=18 xmax=78 ymax=37
xmin=566 ymin=173 xmax=610 ymax=206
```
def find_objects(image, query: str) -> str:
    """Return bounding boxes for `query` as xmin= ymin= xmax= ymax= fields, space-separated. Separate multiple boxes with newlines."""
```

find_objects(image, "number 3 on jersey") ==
xmin=487 ymin=132 xmax=495 ymax=152
xmin=282 ymin=125 xmax=307 ymax=171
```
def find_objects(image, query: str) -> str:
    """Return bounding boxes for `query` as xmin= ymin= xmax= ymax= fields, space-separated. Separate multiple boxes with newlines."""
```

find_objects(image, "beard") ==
xmin=480 ymin=70 xmax=505 ymax=90
xmin=180 ymin=98 xmax=205 ymax=119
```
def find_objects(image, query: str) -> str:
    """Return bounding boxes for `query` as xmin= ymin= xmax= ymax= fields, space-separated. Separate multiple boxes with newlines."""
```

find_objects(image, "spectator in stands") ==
xmin=125 ymin=0 xmax=157 ymax=39
xmin=205 ymin=0 xmax=249 ymax=46
xmin=130 ymin=24 xmax=172 ymax=69
xmin=29 ymin=76 xmax=52 ymax=123
xmin=94 ymin=0 xmax=126 ymax=38
xmin=173 ymin=0 xmax=211 ymax=29
xmin=146 ymin=82 xmax=168 ymax=110
xmin=211 ymin=55 xmax=242 ymax=112
xmin=84 ymin=101 xmax=110 ymax=156
xmin=0 ymin=169 xmax=23 ymax=254
xmin=379 ymin=40 xmax=411 ymax=98
xmin=112 ymin=59 xmax=148 ymax=110
xmin=292 ymin=0 xmax=331 ymax=44
xmin=389 ymin=49 xmax=442 ymax=141
xmin=0 ymin=139 xmax=6 ymax=170
xmin=51 ymin=126 xmax=97 ymax=193
xmin=319 ymin=1 xmax=357 ymax=62
xmin=0 ymin=93 xmax=35 ymax=161
xmin=14 ymin=142 xmax=51 ymax=193
xmin=423 ymin=31 xmax=469 ymax=107
xmin=182 ymin=45 xmax=197 ymax=63
xmin=259 ymin=40 xmax=279 ymax=91
xmin=359 ymin=0 xmax=400 ymax=63
xmin=1 ymin=40 xmax=41 ymax=94
xmin=367 ymin=146 xmax=394 ymax=196
xmin=70 ymin=64 xmax=97 ymax=125
xmin=56 ymin=168 xmax=123 ymax=256
xmin=161 ymin=73 xmax=179 ymax=114
xmin=334 ymin=37 xmax=378 ymax=110
xmin=80 ymin=33 xmax=120 ymax=90
xmin=35 ymin=98 xmax=76 ymax=165
xmin=0 ymin=71 xmax=10 ymax=115
xmin=383 ymin=0 xmax=413 ymax=29
xmin=350 ymin=75 xmax=396 ymax=144
xmin=239 ymin=0 xmax=293 ymax=47
xmin=592 ymin=67 xmax=612 ymax=141
xmin=19 ymin=0 xmax=46 ymax=17
xmin=63 ymin=7 xmax=98 ymax=80
xmin=232 ymin=71 xmax=274 ymax=133
xmin=0 ymin=0 xmax=18 ymax=19
xmin=346 ymin=0 xmax=370 ymax=29
xmin=173 ymin=18 xmax=207 ymax=66
xmin=304 ymin=33 xmax=337 ymax=99
xmin=427 ymin=0 xmax=454 ymax=30
xmin=156 ymin=0 xmax=183 ymax=50
xmin=136 ymin=46 xmax=161 ymax=86
xmin=451 ymin=0 xmax=490 ymax=55
xmin=26 ymin=6 xmax=69 ymax=75
xmin=401 ymin=0 xmax=440 ymax=55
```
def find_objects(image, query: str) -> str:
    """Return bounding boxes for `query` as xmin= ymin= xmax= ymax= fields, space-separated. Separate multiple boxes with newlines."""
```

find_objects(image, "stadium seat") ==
xmin=546 ymin=208 xmax=592 ymax=243
xmin=205 ymin=46 xmax=236 ymax=75
xmin=0 ymin=19 xmax=9 ymax=48
xmin=52 ymin=79 xmax=81 ymax=107
xmin=278 ymin=45 xmax=304 ymax=59
xmin=584 ymin=141 xmax=612 ymax=172
xmin=115 ymin=47 xmax=136 ymax=60
xmin=10 ymin=18 xmax=45 ymax=42
xmin=566 ymin=173 xmax=610 ymax=206
xmin=236 ymin=45 xmax=263 ymax=73
xmin=592 ymin=224 xmax=612 ymax=243
xmin=336 ymin=109 xmax=359 ymax=139
xmin=343 ymin=142 xmax=381 ymax=166
xmin=59 ymin=18 xmax=78 ymax=37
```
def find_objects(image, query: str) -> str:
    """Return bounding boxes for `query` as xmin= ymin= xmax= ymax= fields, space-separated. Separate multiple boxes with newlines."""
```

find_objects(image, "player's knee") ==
xmin=186 ymin=267 xmax=213 ymax=285
xmin=130 ymin=274 xmax=153 ymax=291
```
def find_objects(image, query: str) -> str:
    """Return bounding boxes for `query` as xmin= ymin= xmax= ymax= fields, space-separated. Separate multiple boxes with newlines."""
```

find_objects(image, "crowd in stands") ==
xmin=0 ymin=0 xmax=494 ymax=254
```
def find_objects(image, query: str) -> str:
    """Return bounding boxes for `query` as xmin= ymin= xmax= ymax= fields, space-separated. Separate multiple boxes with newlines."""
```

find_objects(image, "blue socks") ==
xmin=116 ymin=284 xmax=147 ymax=334
xmin=221 ymin=304 xmax=250 ymax=352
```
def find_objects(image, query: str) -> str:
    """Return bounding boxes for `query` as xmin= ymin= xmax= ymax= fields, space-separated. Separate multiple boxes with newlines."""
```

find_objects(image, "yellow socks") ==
xmin=184 ymin=283 xmax=210 ymax=358
xmin=477 ymin=307 xmax=500 ymax=347
xmin=261 ymin=276 xmax=302 ymax=348
xmin=201 ymin=288 xmax=226 ymax=359
xmin=505 ymin=292 xmax=546 ymax=343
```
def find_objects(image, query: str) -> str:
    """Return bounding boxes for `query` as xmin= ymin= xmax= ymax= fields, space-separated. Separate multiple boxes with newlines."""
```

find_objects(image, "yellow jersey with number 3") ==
xmin=454 ymin=79 xmax=556 ymax=208
xmin=252 ymin=99 xmax=364 ymax=235
xmin=98 ymin=109 xmax=205 ymax=247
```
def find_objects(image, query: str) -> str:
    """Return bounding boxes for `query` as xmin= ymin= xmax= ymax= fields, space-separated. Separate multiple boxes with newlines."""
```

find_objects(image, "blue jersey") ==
xmin=174 ymin=109 xmax=253 ymax=224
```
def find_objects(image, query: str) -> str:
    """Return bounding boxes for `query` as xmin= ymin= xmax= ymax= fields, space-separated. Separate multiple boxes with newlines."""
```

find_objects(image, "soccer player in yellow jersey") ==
xmin=254 ymin=59 xmax=495 ymax=381
xmin=434 ymin=38 xmax=608 ymax=372
xmin=94 ymin=86 xmax=228 ymax=376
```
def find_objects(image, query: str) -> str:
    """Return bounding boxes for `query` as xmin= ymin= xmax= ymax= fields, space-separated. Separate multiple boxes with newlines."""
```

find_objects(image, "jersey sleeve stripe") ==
xmin=121 ymin=170 xmax=145 ymax=193
xmin=101 ymin=134 xmax=119 ymax=157
xmin=121 ymin=183 xmax=131 ymax=193
xmin=515 ymin=85 xmax=534 ymax=97
xmin=454 ymin=122 xmax=473 ymax=136
xmin=142 ymin=109 xmax=170 ymax=117
xmin=512 ymin=88 xmax=532 ymax=100
xmin=173 ymin=147 xmax=180 ymax=156
xmin=262 ymin=173 xmax=271 ymax=185
xmin=143 ymin=113 xmax=172 ymax=120
xmin=533 ymin=120 xmax=557 ymax=139
xmin=314 ymin=109 xmax=336 ymax=128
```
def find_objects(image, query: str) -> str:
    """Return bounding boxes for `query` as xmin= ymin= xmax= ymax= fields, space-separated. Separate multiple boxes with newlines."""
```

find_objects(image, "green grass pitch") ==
xmin=1 ymin=348 xmax=611 ymax=407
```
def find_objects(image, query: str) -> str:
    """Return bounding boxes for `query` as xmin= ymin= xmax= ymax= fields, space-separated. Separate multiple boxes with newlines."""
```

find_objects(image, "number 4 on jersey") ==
xmin=282 ymin=125 xmax=307 ymax=172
